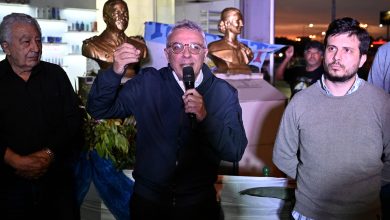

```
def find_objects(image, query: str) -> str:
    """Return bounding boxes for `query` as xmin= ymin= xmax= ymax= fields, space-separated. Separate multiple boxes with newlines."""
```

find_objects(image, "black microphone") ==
xmin=183 ymin=66 xmax=195 ymax=120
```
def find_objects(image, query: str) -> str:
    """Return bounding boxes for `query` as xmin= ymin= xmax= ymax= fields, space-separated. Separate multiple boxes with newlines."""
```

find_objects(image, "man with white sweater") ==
xmin=273 ymin=17 xmax=390 ymax=220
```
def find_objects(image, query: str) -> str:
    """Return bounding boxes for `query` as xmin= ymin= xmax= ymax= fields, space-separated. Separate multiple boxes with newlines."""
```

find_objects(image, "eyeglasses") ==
xmin=167 ymin=42 xmax=205 ymax=55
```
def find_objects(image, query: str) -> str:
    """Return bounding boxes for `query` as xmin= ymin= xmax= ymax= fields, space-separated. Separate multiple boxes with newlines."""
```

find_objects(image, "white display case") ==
xmin=0 ymin=2 xmax=98 ymax=90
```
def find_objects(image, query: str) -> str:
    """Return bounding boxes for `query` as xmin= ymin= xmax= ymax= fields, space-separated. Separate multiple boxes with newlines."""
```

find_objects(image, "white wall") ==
xmin=30 ymin=0 xmax=95 ymax=9
xmin=95 ymin=0 xmax=173 ymax=37
xmin=175 ymin=0 xmax=239 ymax=32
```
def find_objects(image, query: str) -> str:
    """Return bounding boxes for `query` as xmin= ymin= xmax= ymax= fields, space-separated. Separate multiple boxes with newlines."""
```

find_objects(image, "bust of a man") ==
xmin=207 ymin=7 xmax=253 ymax=74
xmin=82 ymin=0 xmax=148 ymax=78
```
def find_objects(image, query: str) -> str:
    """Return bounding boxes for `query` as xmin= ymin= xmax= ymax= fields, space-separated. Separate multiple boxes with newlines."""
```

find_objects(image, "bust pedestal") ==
xmin=215 ymin=72 xmax=287 ymax=177
xmin=214 ymin=72 xmax=263 ymax=80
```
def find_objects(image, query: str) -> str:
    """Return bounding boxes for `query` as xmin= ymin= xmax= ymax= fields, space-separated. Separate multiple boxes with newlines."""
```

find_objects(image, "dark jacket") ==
xmin=87 ymin=64 xmax=247 ymax=206
xmin=0 ymin=59 xmax=82 ymax=219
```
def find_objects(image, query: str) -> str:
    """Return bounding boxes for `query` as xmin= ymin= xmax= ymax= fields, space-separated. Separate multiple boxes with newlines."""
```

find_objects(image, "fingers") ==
xmin=285 ymin=46 xmax=294 ymax=59
xmin=16 ymin=157 xmax=50 ymax=179
xmin=113 ymin=43 xmax=141 ymax=74
xmin=182 ymin=89 xmax=207 ymax=121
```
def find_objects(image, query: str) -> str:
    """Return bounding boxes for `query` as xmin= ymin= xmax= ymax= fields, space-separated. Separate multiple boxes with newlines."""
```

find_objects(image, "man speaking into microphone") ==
xmin=87 ymin=19 xmax=247 ymax=220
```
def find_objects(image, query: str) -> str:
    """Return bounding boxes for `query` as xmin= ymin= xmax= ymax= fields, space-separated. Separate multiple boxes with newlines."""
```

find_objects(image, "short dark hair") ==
xmin=304 ymin=40 xmax=324 ymax=54
xmin=324 ymin=17 xmax=370 ymax=55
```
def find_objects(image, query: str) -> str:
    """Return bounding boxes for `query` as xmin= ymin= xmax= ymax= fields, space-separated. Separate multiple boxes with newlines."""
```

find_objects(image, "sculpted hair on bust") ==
xmin=218 ymin=7 xmax=241 ymax=34
xmin=0 ymin=13 xmax=41 ymax=44
xmin=103 ymin=0 xmax=127 ymax=21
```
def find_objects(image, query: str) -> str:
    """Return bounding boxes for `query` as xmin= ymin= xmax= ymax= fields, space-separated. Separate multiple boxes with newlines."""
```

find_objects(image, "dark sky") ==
xmin=275 ymin=0 xmax=389 ymax=39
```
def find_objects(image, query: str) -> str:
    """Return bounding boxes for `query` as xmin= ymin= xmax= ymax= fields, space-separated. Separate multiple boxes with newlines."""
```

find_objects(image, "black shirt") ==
xmin=284 ymin=65 xmax=325 ymax=97
xmin=0 ymin=59 xmax=82 ymax=173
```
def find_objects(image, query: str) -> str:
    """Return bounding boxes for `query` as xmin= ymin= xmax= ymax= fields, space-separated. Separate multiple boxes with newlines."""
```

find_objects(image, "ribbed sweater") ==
xmin=273 ymin=81 xmax=390 ymax=220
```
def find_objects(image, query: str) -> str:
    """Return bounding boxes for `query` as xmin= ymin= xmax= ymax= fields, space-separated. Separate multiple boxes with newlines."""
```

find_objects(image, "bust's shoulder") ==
xmin=83 ymin=35 xmax=102 ymax=45
xmin=208 ymin=40 xmax=232 ymax=52
xmin=82 ymin=35 xmax=112 ymax=59
xmin=127 ymin=36 xmax=147 ymax=49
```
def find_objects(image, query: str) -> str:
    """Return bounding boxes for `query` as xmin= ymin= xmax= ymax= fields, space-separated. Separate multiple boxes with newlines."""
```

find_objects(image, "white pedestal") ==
xmin=215 ymin=74 xmax=287 ymax=177
xmin=216 ymin=176 xmax=293 ymax=220
xmin=215 ymin=73 xmax=263 ymax=80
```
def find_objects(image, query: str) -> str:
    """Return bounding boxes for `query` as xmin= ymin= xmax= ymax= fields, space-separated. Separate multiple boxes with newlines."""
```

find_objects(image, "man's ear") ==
xmin=358 ymin=54 xmax=367 ymax=68
xmin=164 ymin=48 xmax=169 ymax=62
xmin=1 ymin=42 xmax=10 ymax=55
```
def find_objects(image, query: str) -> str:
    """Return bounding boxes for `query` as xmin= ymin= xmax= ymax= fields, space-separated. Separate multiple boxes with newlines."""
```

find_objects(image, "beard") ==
xmin=324 ymin=61 xmax=358 ymax=82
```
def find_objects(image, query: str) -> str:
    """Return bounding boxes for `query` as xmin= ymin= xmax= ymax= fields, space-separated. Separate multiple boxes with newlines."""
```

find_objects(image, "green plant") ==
xmin=84 ymin=114 xmax=136 ymax=170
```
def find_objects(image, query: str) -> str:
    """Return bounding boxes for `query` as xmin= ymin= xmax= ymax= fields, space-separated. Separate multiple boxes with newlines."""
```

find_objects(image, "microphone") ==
xmin=183 ymin=66 xmax=195 ymax=120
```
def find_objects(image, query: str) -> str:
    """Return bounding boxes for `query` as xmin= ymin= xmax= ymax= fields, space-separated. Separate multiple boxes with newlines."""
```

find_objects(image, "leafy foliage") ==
xmin=84 ymin=114 xmax=136 ymax=170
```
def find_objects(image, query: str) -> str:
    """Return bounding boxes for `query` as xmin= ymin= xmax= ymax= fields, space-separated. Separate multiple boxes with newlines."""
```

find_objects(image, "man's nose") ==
xmin=182 ymin=46 xmax=191 ymax=57
xmin=31 ymin=40 xmax=41 ymax=51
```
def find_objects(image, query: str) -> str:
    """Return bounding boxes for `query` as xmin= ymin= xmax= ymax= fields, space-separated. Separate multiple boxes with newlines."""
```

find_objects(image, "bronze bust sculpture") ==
xmin=82 ymin=0 xmax=148 ymax=78
xmin=207 ymin=7 xmax=253 ymax=74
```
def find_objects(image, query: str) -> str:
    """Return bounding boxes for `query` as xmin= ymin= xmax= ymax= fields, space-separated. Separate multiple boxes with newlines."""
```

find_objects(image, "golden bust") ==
xmin=207 ymin=7 xmax=253 ymax=74
xmin=82 ymin=0 xmax=148 ymax=78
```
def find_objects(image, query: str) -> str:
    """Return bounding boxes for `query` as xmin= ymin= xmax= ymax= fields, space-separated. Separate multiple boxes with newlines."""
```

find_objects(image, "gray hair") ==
xmin=0 ymin=13 xmax=41 ymax=44
xmin=166 ymin=19 xmax=207 ymax=47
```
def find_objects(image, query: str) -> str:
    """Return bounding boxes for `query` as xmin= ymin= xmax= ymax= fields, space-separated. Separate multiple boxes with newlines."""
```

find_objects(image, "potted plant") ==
xmin=84 ymin=115 xmax=136 ymax=170
xmin=76 ymin=75 xmax=137 ymax=220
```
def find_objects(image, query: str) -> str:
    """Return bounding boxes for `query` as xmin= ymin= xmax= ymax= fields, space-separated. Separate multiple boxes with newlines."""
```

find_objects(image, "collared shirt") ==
xmin=172 ymin=69 xmax=204 ymax=92
xmin=318 ymin=74 xmax=363 ymax=96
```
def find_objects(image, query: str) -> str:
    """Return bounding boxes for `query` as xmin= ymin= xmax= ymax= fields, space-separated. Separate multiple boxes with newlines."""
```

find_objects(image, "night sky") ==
xmin=275 ymin=0 xmax=389 ymax=39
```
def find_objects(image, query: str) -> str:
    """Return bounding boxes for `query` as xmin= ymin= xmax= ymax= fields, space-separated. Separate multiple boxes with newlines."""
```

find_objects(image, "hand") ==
xmin=4 ymin=148 xmax=53 ymax=179
xmin=113 ymin=43 xmax=141 ymax=74
xmin=182 ymin=89 xmax=207 ymax=121
xmin=285 ymin=46 xmax=294 ymax=59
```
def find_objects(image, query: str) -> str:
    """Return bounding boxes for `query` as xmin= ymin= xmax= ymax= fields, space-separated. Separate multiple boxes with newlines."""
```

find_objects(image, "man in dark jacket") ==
xmin=0 ymin=13 xmax=82 ymax=220
xmin=87 ymin=19 xmax=247 ymax=220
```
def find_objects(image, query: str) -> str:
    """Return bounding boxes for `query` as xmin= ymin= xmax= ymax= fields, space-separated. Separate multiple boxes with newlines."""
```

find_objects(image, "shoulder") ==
xmin=127 ymin=37 xmax=147 ymax=50
xmin=208 ymin=40 xmax=231 ymax=51
xmin=39 ymin=61 xmax=68 ymax=78
xmin=290 ymin=83 xmax=322 ymax=102
xmin=360 ymin=81 xmax=390 ymax=100
xmin=82 ymin=35 xmax=101 ymax=46
xmin=139 ymin=66 xmax=161 ymax=75
xmin=0 ymin=59 xmax=9 ymax=78
xmin=82 ymin=36 xmax=106 ymax=57
xmin=134 ymin=66 xmax=166 ymax=81
xmin=378 ymin=42 xmax=390 ymax=53
xmin=208 ymin=75 xmax=238 ymax=97
xmin=39 ymin=61 xmax=64 ymax=71
xmin=314 ymin=65 xmax=326 ymax=73
xmin=287 ymin=65 xmax=305 ymax=72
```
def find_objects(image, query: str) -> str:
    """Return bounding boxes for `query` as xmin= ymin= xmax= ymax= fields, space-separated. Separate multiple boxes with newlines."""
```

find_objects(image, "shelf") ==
xmin=43 ymin=42 xmax=68 ymax=46
xmin=0 ymin=3 xmax=97 ymax=90
xmin=66 ymin=31 xmax=98 ymax=34
xmin=67 ymin=53 xmax=84 ymax=56
xmin=36 ymin=18 xmax=67 ymax=23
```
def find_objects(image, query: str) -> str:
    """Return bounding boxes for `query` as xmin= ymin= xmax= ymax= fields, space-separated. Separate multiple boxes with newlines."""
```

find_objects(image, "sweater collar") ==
xmin=319 ymin=74 xmax=363 ymax=96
